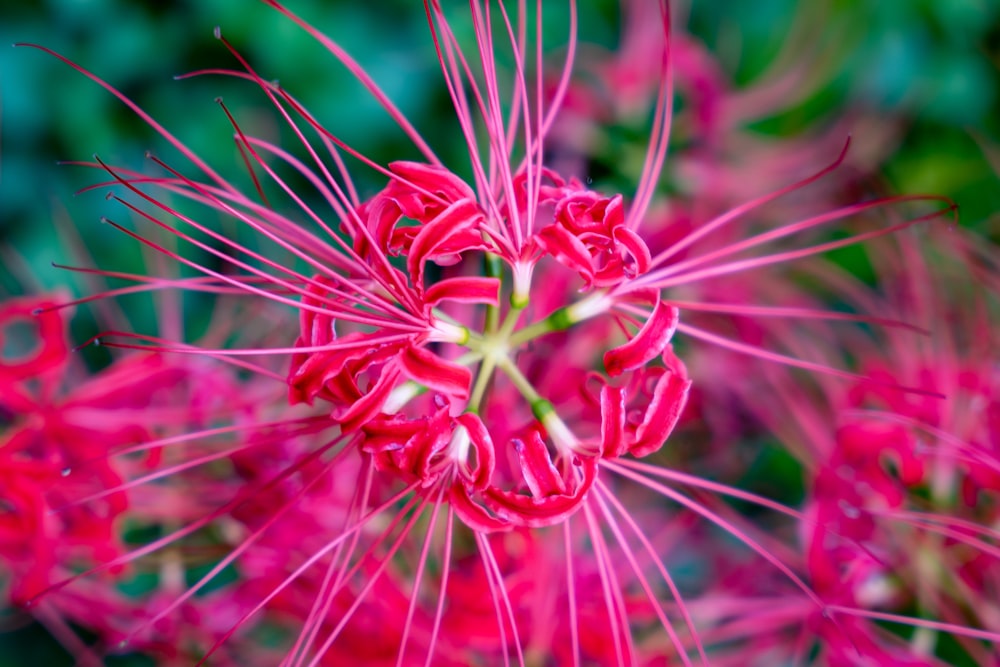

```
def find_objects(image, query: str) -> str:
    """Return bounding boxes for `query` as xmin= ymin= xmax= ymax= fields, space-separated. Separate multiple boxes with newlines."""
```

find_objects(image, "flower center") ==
xmin=286 ymin=166 xmax=691 ymax=530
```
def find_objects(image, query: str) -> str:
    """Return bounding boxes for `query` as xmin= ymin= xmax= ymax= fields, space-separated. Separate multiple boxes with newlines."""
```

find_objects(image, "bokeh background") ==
xmin=1 ymin=0 xmax=998 ymax=664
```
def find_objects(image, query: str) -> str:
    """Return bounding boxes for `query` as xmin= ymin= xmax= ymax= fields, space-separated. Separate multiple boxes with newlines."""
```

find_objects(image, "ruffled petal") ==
xmin=599 ymin=384 xmax=628 ymax=458
xmin=388 ymin=161 xmax=477 ymax=203
xmin=630 ymin=368 xmax=692 ymax=457
xmin=424 ymin=277 xmax=501 ymax=307
xmin=0 ymin=296 xmax=70 ymax=383
xmin=455 ymin=413 xmax=496 ymax=491
xmin=483 ymin=456 xmax=598 ymax=528
xmin=513 ymin=430 xmax=567 ymax=498
xmin=450 ymin=485 xmax=511 ymax=533
xmin=407 ymin=198 xmax=485 ymax=290
xmin=612 ymin=225 xmax=652 ymax=277
xmin=604 ymin=299 xmax=679 ymax=377
xmin=337 ymin=365 xmax=402 ymax=433
xmin=398 ymin=345 xmax=471 ymax=400
xmin=534 ymin=223 xmax=595 ymax=281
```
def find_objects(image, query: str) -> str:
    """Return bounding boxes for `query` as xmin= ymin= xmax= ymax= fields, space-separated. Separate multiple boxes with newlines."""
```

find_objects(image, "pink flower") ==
xmin=14 ymin=1 xmax=967 ymax=664
xmin=724 ymin=231 xmax=1000 ymax=663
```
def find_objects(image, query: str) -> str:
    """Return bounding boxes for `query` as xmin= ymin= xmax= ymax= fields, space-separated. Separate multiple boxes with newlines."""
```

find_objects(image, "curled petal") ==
xmin=414 ymin=413 xmax=456 ymax=485
xmin=288 ymin=333 xmax=403 ymax=405
xmin=534 ymin=223 xmax=595 ymax=280
xmin=630 ymin=368 xmax=692 ymax=458
xmin=359 ymin=196 xmax=403 ymax=256
xmin=455 ymin=413 xmax=496 ymax=490
xmin=600 ymin=384 xmax=627 ymax=458
xmin=424 ymin=277 xmax=501 ymax=307
xmin=604 ymin=299 xmax=679 ymax=377
xmin=389 ymin=160 xmax=477 ymax=204
xmin=451 ymin=485 xmax=510 ymax=533
xmin=358 ymin=163 xmax=481 ymax=261
xmin=337 ymin=365 xmax=401 ymax=433
xmin=407 ymin=199 xmax=485 ymax=289
xmin=612 ymin=226 xmax=652 ymax=277
xmin=514 ymin=430 xmax=567 ymax=498
xmin=361 ymin=415 xmax=423 ymax=454
xmin=0 ymin=297 xmax=69 ymax=382
xmin=398 ymin=345 xmax=471 ymax=400
xmin=483 ymin=456 xmax=598 ymax=528
xmin=555 ymin=192 xmax=623 ymax=234
xmin=508 ymin=168 xmax=572 ymax=212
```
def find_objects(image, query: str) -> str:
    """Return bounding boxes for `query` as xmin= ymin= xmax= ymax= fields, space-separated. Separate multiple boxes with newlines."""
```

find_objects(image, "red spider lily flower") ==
xmin=0 ymin=296 xmax=127 ymax=603
xmin=0 ymin=282 xmax=283 ymax=662
xmin=14 ymin=0 xmax=967 ymax=664
xmin=724 ymin=232 xmax=1000 ymax=664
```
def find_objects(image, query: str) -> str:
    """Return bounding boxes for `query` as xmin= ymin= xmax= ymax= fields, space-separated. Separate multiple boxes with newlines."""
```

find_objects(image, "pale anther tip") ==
xmin=213 ymin=26 xmax=222 ymax=39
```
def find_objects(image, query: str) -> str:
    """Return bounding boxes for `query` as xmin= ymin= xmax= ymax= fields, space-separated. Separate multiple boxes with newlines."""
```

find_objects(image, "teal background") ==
xmin=1 ymin=0 xmax=998 ymax=664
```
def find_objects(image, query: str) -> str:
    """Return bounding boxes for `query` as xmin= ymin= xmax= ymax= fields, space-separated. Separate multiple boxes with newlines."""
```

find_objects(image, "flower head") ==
xmin=10 ymin=1 xmax=973 ymax=664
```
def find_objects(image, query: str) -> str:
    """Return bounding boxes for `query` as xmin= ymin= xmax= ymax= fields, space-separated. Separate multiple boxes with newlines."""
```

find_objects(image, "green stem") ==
xmin=484 ymin=253 xmax=503 ymax=334
xmin=507 ymin=291 xmax=611 ymax=348
xmin=467 ymin=354 xmax=497 ymax=414
xmin=497 ymin=304 xmax=524 ymax=341
xmin=496 ymin=354 xmax=543 ymax=407
xmin=507 ymin=314 xmax=558 ymax=348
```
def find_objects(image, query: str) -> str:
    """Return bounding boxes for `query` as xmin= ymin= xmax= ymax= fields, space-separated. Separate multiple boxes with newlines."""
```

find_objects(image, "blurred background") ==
xmin=1 ymin=0 xmax=998 ymax=664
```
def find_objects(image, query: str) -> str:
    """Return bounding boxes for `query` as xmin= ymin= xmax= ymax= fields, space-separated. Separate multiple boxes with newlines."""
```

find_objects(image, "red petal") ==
xmin=456 ymin=413 xmax=496 ymax=490
xmin=338 ymin=365 xmax=401 ymax=433
xmin=534 ymin=223 xmax=595 ymax=280
xmin=612 ymin=226 xmax=652 ymax=277
xmin=514 ymin=430 xmax=566 ymax=498
xmin=406 ymin=199 xmax=484 ymax=289
xmin=483 ymin=457 xmax=597 ymax=528
xmin=600 ymin=384 xmax=627 ymax=458
xmin=451 ymin=485 xmax=510 ymax=533
xmin=630 ymin=369 xmax=691 ymax=457
xmin=288 ymin=333 xmax=403 ymax=405
xmin=603 ymin=194 xmax=625 ymax=227
xmin=389 ymin=161 xmax=477 ymax=202
xmin=398 ymin=345 xmax=471 ymax=400
xmin=415 ymin=413 xmax=456 ymax=484
xmin=362 ymin=197 xmax=403 ymax=256
xmin=424 ymin=277 xmax=501 ymax=307
xmin=0 ymin=297 xmax=70 ymax=382
xmin=604 ymin=299 xmax=679 ymax=377
xmin=361 ymin=414 xmax=424 ymax=454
